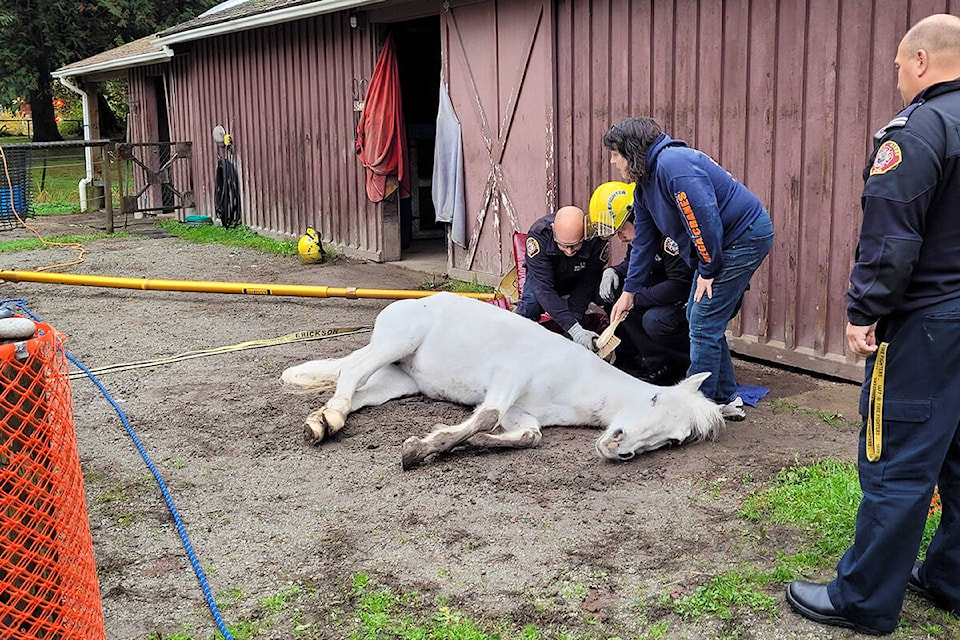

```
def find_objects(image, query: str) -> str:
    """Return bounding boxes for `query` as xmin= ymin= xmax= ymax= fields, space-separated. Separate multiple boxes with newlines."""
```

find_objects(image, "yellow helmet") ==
xmin=297 ymin=227 xmax=325 ymax=264
xmin=588 ymin=181 xmax=636 ymax=238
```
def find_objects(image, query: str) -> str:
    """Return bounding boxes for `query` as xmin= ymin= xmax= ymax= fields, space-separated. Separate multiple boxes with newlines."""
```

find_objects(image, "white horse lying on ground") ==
xmin=281 ymin=292 xmax=724 ymax=469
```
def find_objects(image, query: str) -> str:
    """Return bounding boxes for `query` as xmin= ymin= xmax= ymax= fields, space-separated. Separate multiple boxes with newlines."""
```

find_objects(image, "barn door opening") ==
xmin=390 ymin=16 xmax=444 ymax=265
xmin=152 ymin=75 xmax=174 ymax=212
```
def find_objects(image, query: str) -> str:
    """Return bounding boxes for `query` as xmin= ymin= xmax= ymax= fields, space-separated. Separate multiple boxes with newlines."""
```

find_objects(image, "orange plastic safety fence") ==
xmin=1 ymin=323 xmax=105 ymax=640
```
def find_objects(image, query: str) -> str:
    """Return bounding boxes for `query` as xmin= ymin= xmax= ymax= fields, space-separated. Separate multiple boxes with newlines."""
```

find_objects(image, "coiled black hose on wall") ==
xmin=215 ymin=157 xmax=241 ymax=229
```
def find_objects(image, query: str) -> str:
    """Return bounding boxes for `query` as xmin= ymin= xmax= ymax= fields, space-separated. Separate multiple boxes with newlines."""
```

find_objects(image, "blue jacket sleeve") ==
xmin=847 ymin=130 xmax=939 ymax=326
xmin=623 ymin=203 xmax=659 ymax=293
xmin=668 ymin=171 xmax=724 ymax=279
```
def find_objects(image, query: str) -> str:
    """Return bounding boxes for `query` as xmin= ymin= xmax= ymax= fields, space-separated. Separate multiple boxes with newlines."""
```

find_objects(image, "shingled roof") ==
xmin=159 ymin=0 xmax=316 ymax=37
xmin=54 ymin=0 xmax=384 ymax=78
xmin=51 ymin=35 xmax=172 ymax=79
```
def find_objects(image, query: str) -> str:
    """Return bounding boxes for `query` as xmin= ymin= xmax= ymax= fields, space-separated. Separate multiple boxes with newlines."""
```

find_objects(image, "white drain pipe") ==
xmin=56 ymin=75 xmax=92 ymax=212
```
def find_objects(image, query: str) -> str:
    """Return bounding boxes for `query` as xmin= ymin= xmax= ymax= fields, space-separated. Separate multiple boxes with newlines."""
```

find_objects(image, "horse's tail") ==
xmin=280 ymin=344 xmax=374 ymax=391
xmin=279 ymin=359 xmax=340 ymax=391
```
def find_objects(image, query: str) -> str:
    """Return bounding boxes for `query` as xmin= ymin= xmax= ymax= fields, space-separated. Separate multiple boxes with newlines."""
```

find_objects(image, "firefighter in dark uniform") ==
xmin=515 ymin=205 xmax=609 ymax=351
xmin=787 ymin=14 xmax=960 ymax=635
xmin=599 ymin=225 xmax=694 ymax=384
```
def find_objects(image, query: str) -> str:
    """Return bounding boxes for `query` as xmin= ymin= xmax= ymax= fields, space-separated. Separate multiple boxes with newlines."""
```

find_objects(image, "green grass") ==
xmin=31 ymin=200 xmax=81 ymax=215
xmin=766 ymin=398 xmax=859 ymax=429
xmin=25 ymin=147 xmax=87 ymax=204
xmin=158 ymin=220 xmax=299 ymax=255
xmin=740 ymin=458 xmax=862 ymax=564
xmin=421 ymin=274 xmax=495 ymax=294
xmin=664 ymin=568 xmax=779 ymax=620
xmin=665 ymin=458 xmax=944 ymax=625
xmin=0 ymin=232 xmax=122 ymax=253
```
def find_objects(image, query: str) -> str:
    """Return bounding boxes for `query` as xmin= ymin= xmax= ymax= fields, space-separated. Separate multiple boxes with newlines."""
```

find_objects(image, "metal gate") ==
xmin=116 ymin=142 xmax=194 ymax=219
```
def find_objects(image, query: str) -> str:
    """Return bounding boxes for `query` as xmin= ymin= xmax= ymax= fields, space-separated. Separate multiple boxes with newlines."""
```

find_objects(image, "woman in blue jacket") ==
xmin=604 ymin=117 xmax=773 ymax=418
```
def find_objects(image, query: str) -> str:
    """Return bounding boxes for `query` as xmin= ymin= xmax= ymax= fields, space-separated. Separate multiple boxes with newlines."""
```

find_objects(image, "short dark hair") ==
xmin=602 ymin=117 xmax=662 ymax=182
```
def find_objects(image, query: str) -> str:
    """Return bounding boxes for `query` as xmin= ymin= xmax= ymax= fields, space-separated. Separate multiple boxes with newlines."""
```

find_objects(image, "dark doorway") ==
xmin=151 ymin=75 xmax=175 ymax=211
xmin=390 ymin=16 xmax=443 ymax=258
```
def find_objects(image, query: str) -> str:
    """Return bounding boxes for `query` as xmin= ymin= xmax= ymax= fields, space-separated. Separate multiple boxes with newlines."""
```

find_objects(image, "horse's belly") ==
xmin=401 ymin=359 xmax=488 ymax=406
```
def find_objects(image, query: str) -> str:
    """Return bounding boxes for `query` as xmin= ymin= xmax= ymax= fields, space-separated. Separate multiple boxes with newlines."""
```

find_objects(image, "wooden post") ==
xmin=102 ymin=143 xmax=113 ymax=234
xmin=83 ymin=82 xmax=103 ymax=182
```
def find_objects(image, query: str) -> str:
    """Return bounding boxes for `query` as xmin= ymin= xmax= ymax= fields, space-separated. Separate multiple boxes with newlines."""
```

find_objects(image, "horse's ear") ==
xmin=678 ymin=371 xmax=711 ymax=392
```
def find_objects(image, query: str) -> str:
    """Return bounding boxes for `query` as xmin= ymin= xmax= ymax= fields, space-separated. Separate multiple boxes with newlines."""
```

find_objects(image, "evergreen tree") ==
xmin=0 ymin=1 xmax=217 ymax=141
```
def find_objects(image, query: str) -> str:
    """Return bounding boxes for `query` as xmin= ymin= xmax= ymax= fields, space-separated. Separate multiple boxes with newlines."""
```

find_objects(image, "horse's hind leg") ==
xmin=400 ymin=408 xmax=501 ymax=470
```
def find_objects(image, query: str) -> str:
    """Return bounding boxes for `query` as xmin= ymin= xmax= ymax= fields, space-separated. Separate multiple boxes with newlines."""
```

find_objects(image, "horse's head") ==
xmin=594 ymin=372 xmax=724 ymax=460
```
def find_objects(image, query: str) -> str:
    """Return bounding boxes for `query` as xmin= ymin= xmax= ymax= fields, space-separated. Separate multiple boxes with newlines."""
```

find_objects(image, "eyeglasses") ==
xmin=553 ymin=229 xmax=584 ymax=251
xmin=554 ymin=235 xmax=584 ymax=250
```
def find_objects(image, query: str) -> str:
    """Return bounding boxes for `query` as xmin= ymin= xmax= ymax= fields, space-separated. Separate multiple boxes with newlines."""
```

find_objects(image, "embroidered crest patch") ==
xmin=526 ymin=236 xmax=541 ymax=258
xmin=663 ymin=236 xmax=680 ymax=256
xmin=870 ymin=141 xmax=903 ymax=176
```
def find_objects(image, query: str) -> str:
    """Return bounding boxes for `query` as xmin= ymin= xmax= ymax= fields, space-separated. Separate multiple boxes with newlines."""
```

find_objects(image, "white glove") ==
xmin=599 ymin=268 xmax=621 ymax=303
xmin=568 ymin=322 xmax=599 ymax=352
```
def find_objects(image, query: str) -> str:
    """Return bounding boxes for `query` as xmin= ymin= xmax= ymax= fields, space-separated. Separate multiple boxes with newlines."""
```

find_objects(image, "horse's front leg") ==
xmin=466 ymin=407 xmax=542 ymax=449
xmin=400 ymin=408 xmax=501 ymax=470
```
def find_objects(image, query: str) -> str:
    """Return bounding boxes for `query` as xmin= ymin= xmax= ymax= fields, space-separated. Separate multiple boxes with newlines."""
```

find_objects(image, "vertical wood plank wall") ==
xmin=555 ymin=0 xmax=960 ymax=379
xmin=128 ymin=16 xmax=383 ymax=259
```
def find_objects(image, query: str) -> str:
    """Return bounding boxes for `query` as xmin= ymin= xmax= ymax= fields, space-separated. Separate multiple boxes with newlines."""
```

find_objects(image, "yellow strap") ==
xmin=866 ymin=342 xmax=888 ymax=462
xmin=68 ymin=326 xmax=371 ymax=380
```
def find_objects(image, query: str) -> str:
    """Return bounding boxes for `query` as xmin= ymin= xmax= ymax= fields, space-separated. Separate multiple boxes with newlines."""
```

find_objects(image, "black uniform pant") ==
xmin=828 ymin=297 xmax=960 ymax=633
xmin=615 ymin=303 xmax=689 ymax=381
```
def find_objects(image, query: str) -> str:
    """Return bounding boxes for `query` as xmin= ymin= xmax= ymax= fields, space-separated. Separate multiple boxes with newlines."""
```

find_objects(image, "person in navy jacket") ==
xmin=603 ymin=117 xmax=773 ymax=418
xmin=786 ymin=14 xmax=960 ymax=636
xmin=599 ymin=217 xmax=694 ymax=384
xmin=515 ymin=206 xmax=609 ymax=351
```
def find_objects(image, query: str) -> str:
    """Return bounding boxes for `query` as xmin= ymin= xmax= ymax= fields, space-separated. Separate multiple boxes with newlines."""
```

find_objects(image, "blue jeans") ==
xmin=685 ymin=214 xmax=773 ymax=403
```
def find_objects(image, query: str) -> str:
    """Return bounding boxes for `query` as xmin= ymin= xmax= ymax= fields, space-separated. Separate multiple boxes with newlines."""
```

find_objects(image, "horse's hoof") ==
xmin=321 ymin=397 xmax=349 ymax=434
xmin=303 ymin=412 xmax=327 ymax=444
xmin=321 ymin=408 xmax=345 ymax=434
xmin=400 ymin=436 xmax=426 ymax=471
xmin=519 ymin=430 xmax=542 ymax=447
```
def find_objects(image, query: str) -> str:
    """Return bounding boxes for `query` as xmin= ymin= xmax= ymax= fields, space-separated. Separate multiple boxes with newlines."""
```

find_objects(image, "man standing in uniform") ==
xmin=516 ymin=205 xmax=609 ymax=351
xmin=786 ymin=14 xmax=960 ymax=635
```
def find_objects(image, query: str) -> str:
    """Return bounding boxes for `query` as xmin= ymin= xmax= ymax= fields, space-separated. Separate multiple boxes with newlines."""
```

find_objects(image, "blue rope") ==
xmin=3 ymin=298 xmax=235 ymax=640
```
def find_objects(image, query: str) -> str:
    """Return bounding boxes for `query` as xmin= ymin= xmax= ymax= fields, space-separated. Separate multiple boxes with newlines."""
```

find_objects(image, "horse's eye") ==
xmin=650 ymin=393 xmax=659 ymax=406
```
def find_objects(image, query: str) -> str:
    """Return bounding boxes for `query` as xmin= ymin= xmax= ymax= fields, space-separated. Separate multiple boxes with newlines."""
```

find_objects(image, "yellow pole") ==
xmin=0 ymin=270 xmax=499 ymax=301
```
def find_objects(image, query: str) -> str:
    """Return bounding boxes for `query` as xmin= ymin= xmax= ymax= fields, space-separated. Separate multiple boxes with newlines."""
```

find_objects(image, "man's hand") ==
xmin=568 ymin=323 xmax=599 ymax=352
xmin=694 ymin=275 xmax=713 ymax=301
xmin=610 ymin=290 xmax=634 ymax=323
xmin=846 ymin=322 xmax=878 ymax=356
xmin=599 ymin=268 xmax=621 ymax=303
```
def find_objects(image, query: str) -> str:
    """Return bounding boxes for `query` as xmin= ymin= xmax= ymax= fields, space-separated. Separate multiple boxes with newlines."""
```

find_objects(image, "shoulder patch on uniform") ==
xmin=600 ymin=242 xmax=610 ymax=263
xmin=870 ymin=141 xmax=903 ymax=176
xmin=525 ymin=236 xmax=541 ymax=258
xmin=663 ymin=236 xmax=680 ymax=256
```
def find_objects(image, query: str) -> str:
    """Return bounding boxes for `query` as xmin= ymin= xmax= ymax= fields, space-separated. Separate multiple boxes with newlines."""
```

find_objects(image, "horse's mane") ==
xmin=670 ymin=384 xmax=725 ymax=442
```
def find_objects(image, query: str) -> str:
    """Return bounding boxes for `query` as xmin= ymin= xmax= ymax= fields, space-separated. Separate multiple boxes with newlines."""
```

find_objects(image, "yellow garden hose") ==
xmin=0 ymin=270 xmax=499 ymax=301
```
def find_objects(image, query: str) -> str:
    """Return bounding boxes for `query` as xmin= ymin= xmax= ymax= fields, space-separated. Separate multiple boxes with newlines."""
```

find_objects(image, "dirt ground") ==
xmin=1 ymin=214 xmax=882 ymax=640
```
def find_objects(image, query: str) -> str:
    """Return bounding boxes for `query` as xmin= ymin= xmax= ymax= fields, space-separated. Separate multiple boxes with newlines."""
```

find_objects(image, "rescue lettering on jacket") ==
xmin=675 ymin=191 xmax=712 ymax=264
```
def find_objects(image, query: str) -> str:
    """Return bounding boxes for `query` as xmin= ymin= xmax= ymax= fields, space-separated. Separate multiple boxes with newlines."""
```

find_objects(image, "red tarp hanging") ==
xmin=355 ymin=33 xmax=410 ymax=203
